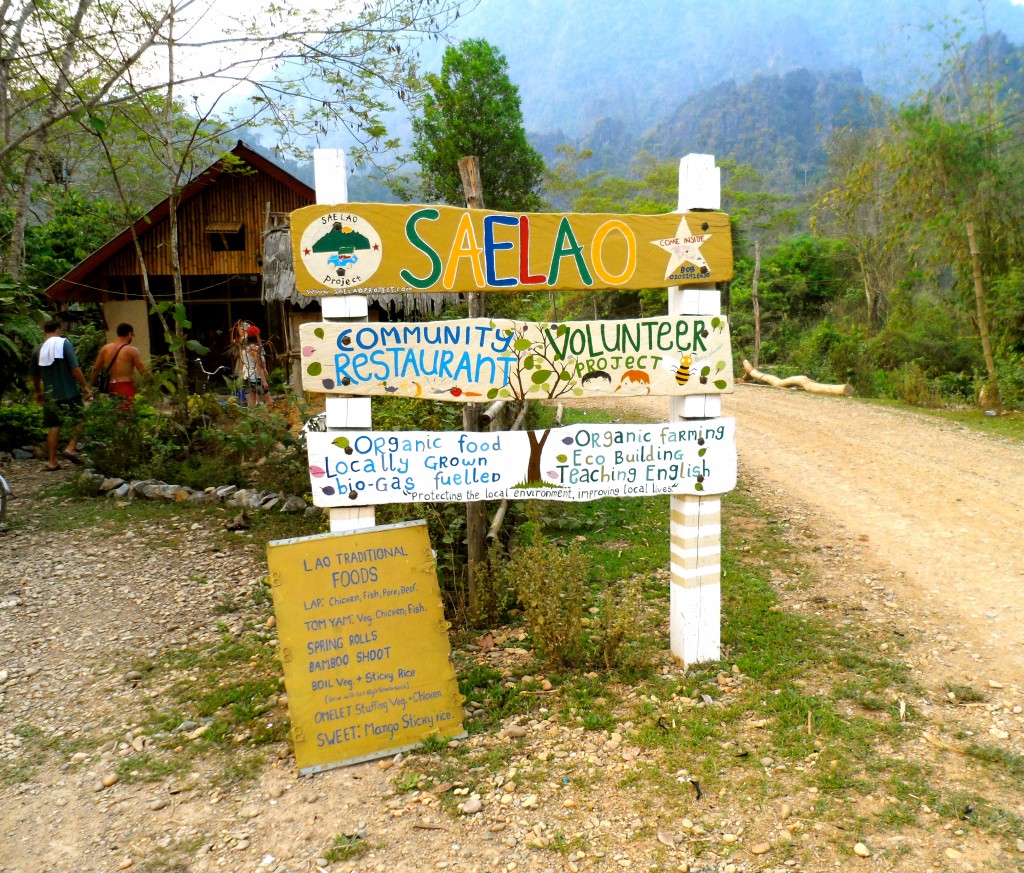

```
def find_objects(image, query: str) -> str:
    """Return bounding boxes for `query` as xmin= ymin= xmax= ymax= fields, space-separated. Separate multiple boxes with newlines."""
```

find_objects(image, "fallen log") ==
xmin=742 ymin=360 xmax=854 ymax=396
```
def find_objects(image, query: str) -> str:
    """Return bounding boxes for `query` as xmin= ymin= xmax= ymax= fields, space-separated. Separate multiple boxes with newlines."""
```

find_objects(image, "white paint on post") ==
xmin=669 ymin=154 xmax=724 ymax=665
xmin=313 ymin=149 xmax=376 ymax=534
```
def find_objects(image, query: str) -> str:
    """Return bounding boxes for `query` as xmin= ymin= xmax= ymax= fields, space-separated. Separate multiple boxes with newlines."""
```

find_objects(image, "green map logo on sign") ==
xmin=299 ymin=211 xmax=385 ymax=291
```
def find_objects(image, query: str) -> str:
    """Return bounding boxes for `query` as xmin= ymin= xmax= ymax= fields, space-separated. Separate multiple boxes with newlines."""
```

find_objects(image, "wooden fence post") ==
xmin=669 ymin=154 xmax=723 ymax=664
xmin=457 ymin=156 xmax=487 ymax=616
xmin=313 ymin=149 xmax=376 ymax=534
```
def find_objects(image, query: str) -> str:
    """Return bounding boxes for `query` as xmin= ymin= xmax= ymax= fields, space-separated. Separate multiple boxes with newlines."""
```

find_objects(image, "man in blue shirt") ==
xmin=30 ymin=320 xmax=93 ymax=470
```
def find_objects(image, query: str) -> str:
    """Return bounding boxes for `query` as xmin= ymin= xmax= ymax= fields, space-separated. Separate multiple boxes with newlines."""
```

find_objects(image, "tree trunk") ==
xmin=742 ymin=360 xmax=853 ymax=396
xmin=965 ymin=220 xmax=1002 ymax=412
xmin=751 ymin=239 xmax=762 ymax=369
xmin=526 ymin=429 xmax=551 ymax=482
xmin=164 ymin=3 xmax=187 ymax=392
xmin=458 ymin=155 xmax=487 ymax=617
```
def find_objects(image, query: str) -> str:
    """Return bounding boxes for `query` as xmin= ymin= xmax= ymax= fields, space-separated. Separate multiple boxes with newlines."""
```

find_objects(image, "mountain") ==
xmin=447 ymin=0 xmax=1024 ymax=138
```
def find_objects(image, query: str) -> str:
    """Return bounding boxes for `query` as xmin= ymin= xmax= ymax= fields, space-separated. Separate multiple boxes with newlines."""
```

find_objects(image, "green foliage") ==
xmin=409 ymin=38 xmax=545 ymax=211
xmin=22 ymin=191 xmax=124 ymax=292
xmin=0 ymin=401 xmax=45 ymax=449
xmin=82 ymin=393 xmax=309 ymax=493
xmin=496 ymin=506 xmax=650 ymax=670
xmin=0 ymin=281 xmax=46 ymax=396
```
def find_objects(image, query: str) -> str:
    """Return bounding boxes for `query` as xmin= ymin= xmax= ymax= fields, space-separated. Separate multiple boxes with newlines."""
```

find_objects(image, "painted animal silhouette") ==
xmin=615 ymin=370 xmax=651 ymax=394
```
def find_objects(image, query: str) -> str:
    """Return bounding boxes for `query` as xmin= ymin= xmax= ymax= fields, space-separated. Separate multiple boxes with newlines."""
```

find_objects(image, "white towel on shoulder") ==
xmin=37 ymin=336 xmax=65 ymax=366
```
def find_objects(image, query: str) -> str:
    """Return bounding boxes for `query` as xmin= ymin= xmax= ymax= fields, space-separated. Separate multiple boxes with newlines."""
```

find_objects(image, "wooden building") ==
xmin=46 ymin=140 xmax=456 ymax=389
xmin=45 ymin=141 xmax=316 ymax=378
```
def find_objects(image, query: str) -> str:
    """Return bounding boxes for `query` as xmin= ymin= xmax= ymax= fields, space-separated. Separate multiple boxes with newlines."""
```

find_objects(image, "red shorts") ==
xmin=108 ymin=381 xmax=137 ymax=403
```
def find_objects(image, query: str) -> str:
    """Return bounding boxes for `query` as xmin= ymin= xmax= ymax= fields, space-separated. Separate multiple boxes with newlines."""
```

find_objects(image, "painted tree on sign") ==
xmin=487 ymin=323 xmax=581 ymax=403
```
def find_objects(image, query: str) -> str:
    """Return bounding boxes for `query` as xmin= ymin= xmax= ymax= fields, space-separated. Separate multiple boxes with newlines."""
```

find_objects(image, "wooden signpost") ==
xmin=287 ymin=152 xmax=734 ymax=702
xmin=267 ymin=520 xmax=464 ymax=774
xmin=298 ymin=315 xmax=733 ymax=401
xmin=291 ymin=203 xmax=733 ymax=296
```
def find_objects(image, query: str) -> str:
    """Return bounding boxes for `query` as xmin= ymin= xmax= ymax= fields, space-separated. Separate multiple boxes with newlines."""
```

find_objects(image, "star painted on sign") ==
xmin=651 ymin=216 xmax=711 ymax=280
xmin=304 ymin=248 xmax=311 ymax=255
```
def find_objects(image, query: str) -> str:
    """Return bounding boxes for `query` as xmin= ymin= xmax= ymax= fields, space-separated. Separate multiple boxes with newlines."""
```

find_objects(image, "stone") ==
xmin=281 ymin=496 xmax=308 ymax=513
xmin=461 ymin=796 xmax=483 ymax=814
xmin=945 ymin=848 xmax=963 ymax=860
xmin=853 ymin=842 xmax=871 ymax=857
xmin=750 ymin=843 xmax=770 ymax=855
xmin=102 ymin=773 xmax=119 ymax=788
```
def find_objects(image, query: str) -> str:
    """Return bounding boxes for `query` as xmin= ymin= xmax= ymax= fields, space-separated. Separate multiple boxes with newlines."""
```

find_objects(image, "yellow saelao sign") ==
xmin=291 ymin=203 xmax=733 ymax=296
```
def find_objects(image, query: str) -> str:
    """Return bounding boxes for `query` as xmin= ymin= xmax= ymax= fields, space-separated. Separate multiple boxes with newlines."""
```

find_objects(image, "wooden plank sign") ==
xmin=266 ymin=521 xmax=464 ymax=774
xmin=290 ymin=203 xmax=733 ymax=296
xmin=299 ymin=316 xmax=733 ymax=400
xmin=306 ymin=420 xmax=737 ymax=507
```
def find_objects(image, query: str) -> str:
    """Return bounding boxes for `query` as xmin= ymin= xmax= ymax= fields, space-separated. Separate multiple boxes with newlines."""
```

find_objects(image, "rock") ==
xmin=722 ymin=833 xmax=737 ymax=843
xmin=1016 ymin=838 xmax=1024 ymax=853
xmin=945 ymin=848 xmax=963 ymax=860
xmin=461 ymin=796 xmax=483 ymax=814
xmin=504 ymin=725 xmax=528 ymax=738
xmin=853 ymin=842 xmax=871 ymax=857
xmin=102 ymin=773 xmax=119 ymax=788
xmin=149 ymin=797 xmax=168 ymax=810
xmin=750 ymin=843 xmax=770 ymax=855
xmin=281 ymin=495 xmax=308 ymax=513
xmin=124 ymin=671 xmax=143 ymax=682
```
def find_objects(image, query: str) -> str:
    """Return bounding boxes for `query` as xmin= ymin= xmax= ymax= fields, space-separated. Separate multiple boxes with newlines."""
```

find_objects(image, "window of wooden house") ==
xmin=206 ymin=221 xmax=246 ymax=252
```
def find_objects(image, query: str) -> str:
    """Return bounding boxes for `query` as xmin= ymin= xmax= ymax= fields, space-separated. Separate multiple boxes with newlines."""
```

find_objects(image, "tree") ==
xmin=410 ymin=38 xmax=545 ymax=212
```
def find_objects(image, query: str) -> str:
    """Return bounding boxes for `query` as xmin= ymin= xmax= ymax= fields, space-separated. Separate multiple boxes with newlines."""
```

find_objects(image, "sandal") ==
xmin=45 ymin=463 xmax=62 ymax=472
xmin=60 ymin=450 xmax=81 ymax=464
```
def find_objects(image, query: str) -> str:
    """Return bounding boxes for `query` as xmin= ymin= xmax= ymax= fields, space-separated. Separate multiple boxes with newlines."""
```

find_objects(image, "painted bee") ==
xmin=662 ymin=353 xmax=694 ymax=387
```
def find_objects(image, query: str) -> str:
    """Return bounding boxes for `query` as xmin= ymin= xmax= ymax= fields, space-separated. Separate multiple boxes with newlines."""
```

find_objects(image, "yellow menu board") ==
xmin=266 ymin=520 xmax=464 ymax=774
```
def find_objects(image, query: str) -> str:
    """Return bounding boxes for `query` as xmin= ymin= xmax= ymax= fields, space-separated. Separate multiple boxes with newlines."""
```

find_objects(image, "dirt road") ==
xmin=726 ymin=385 xmax=1024 ymax=684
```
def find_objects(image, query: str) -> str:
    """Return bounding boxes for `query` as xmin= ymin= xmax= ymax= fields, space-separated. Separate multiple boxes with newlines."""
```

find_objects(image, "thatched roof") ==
xmin=261 ymin=225 xmax=458 ymax=316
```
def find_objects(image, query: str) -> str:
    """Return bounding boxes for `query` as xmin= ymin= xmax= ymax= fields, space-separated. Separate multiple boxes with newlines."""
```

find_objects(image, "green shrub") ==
xmin=0 ymin=402 xmax=45 ymax=449
xmin=502 ymin=516 xmax=590 ymax=667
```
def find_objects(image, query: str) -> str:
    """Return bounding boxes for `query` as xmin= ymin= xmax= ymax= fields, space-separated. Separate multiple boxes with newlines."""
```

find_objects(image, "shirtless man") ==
xmin=92 ymin=322 xmax=145 ymax=403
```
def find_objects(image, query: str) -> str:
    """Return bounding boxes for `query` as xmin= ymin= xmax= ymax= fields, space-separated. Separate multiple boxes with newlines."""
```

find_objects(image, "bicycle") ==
xmin=0 ymin=470 xmax=11 ymax=525
xmin=192 ymin=357 xmax=233 ymax=396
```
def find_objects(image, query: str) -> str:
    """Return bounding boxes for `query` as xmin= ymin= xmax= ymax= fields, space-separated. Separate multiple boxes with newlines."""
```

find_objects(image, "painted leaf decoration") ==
xmin=711 ymin=316 xmax=722 ymax=329
xmin=559 ymin=370 xmax=572 ymax=381
xmin=562 ymin=437 xmax=573 ymax=445
xmin=523 ymin=355 xmax=535 ymax=369
xmin=546 ymin=471 xmax=558 ymax=479
xmin=314 ymin=327 xmax=325 ymax=339
xmin=302 ymin=345 xmax=316 ymax=357
xmin=307 ymin=362 xmax=322 ymax=376
xmin=486 ymin=388 xmax=499 ymax=399
xmin=513 ymin=338 xmax=533 ymax=351
xmin=309 ymin=465 xmax=327 ymax=478
xmin=714 ymin=379 xmax=728 ymax=390
xmin=556 ymin=454 xmax=567 ymax=462
xmin=322 ymin=486 xmax=335 ymax=496
xmin=322 ymin=378 xmax=335 ymax=390
xmin=698 ymin=448 xmax=707 ymax=457
xmin=532 ymin=369 xmax=553 ymax=384
xmin=556 ymin=324 xmax=569 ymax=336
xmin=700 ymin=365 xmax=711 ymax=377
xmin=695 ymin=483 xmax=704 ymax=492
xmin=716 ymin=360 xmax=726 ymax=373
xmin=332 ymin=436 xmax=350 ymax=449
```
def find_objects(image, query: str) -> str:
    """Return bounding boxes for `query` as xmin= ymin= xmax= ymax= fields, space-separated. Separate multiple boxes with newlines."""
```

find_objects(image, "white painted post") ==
xmin=313 ymin=150 xmax=376 ymax=534
xmin=669 ymin=154 xmax=723 ymax=665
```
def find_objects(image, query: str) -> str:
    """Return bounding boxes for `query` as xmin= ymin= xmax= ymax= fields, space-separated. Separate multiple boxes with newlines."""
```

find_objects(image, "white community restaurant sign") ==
xmin=305 ymin=420 xmax=737 ymax=507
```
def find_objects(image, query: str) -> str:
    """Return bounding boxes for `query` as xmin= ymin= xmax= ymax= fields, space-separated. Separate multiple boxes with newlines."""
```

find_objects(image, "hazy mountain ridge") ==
xmin=450 ymin=0 xmax=1024 ymax=138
